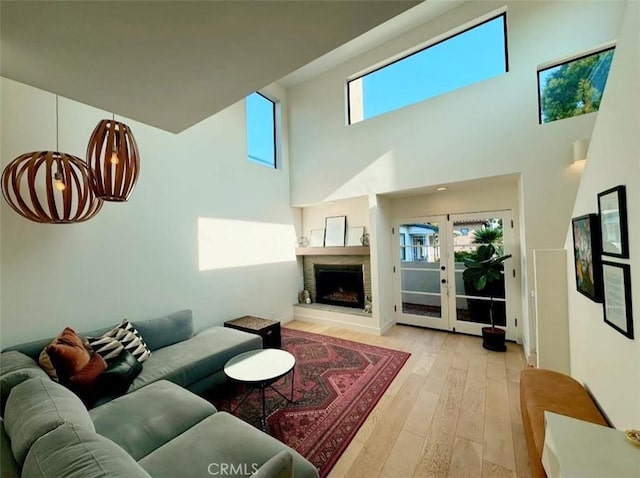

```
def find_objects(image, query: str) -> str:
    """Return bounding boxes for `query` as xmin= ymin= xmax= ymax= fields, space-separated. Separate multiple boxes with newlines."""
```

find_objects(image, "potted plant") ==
xmin=462 ymin=231 xmax=511 ymax=352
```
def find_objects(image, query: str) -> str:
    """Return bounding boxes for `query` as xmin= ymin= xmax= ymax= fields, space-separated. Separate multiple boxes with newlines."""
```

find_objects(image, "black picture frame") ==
xmin=601 ymin=261 xmax=634 ymax=339
xmin=597 ymin=185 xmax=629 ymax=258
xmin=571 ymin=213 xmax=603 ymax=302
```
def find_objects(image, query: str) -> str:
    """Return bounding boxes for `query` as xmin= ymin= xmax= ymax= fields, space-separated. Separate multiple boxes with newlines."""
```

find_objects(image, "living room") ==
xmin=1 ymin=1 xmax=638 ymax=477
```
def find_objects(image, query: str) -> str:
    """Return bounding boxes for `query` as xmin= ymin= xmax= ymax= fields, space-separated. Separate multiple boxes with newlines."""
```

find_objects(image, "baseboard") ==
xmin=293 ymin=305 xmax=382 ymax=335
xmin=380 ymin=321 xmax=395 ymax=335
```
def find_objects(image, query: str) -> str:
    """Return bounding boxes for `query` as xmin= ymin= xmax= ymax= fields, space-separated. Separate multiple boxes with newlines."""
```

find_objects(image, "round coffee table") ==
xmin=224 ymin=349 xmax=296 ymax=431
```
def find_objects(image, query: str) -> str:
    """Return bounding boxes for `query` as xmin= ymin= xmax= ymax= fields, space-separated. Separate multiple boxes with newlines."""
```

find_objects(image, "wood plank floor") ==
xmin=284 ymin=320 xmax=532 ymax=478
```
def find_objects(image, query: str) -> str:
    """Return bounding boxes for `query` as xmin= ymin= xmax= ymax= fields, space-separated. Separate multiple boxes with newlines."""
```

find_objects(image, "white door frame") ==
xmin=392 ymin=210 xmax=517 ymax=340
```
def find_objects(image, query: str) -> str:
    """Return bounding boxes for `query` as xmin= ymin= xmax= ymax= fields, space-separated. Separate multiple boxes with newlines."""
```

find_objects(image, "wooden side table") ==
xmin=224 ymin=316 xmax=281 ymax=349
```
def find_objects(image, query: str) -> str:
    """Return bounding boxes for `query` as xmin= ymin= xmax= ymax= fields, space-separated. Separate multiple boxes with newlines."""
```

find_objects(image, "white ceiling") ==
xmin=0 ymin=0 xmax=419 ymax=133
xmin=279 ymin=0 xmax=466 ymax=88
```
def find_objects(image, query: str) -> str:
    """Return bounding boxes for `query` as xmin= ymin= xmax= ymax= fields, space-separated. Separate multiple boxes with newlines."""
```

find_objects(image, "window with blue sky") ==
xmin=246 ymin=92 xmax=276 ymax=168
xmin=348 ymin=14 xmax=508 ymax=124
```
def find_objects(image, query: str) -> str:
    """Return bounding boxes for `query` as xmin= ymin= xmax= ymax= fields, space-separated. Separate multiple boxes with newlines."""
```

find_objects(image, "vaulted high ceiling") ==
xmin=0 ymin=1 xmax=419 ymax=133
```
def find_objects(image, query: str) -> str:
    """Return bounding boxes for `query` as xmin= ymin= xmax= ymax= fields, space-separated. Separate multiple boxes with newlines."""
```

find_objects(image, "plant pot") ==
xmin=482 ymin=326 xmax=506 ymax=352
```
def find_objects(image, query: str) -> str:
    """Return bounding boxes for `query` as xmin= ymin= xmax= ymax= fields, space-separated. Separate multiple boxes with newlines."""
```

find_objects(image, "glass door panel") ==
xmin=396 ymin=217 xmax=449 ymax=330
xmin=450 ymin=212 xmax=513 ymax=338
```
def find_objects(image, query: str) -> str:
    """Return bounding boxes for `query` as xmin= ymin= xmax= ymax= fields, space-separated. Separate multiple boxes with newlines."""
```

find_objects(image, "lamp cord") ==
xmin=55 ymin=95 xmax=59 ymax=153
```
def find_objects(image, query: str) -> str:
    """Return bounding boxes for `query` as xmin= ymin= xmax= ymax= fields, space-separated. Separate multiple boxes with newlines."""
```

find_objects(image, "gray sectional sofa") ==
xmin=3 ymin=309 xmax=262 ymax=398
xmin=0 ymin=310 xmax=319 ymax=478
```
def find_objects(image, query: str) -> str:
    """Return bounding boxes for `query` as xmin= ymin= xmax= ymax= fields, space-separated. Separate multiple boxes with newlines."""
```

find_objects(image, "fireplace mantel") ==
xmin=295 ymin=246 xmax=370 ymax=256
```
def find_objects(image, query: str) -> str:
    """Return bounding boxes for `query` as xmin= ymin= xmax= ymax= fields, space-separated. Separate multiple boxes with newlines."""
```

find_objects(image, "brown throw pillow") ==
xmin=68 ymin=353 xmax=108 ymax=406
xmin=45 ymin=327 xmax=92 ymax=381
xmin=69 ymin=354 xmax=107 ymax=387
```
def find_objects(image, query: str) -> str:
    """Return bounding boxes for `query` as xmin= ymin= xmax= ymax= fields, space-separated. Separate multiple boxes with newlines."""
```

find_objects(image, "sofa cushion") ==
xmin=251 ymin=450 xmax=293 ymax=478
xmin=0 ymin=351 xmax=39 ymax=376
xmin=1 ymin=419 xmax=20 ymax=478
xmin=132 ymin=309 xmax=194 ymax=352
xmin=3 ymin=377 xmax=94 ymax=464
xmin=129 ymin=326 xmax=262 ymax=392
xmin=90 ymin=380 xmax=216 ymax=460
xmin=22 ymin=423 xmax=151 ymax=478
xmin=0 ymin=352 xmax=49 ymax=415
xmin=138 ymin=412 xmax=319 ymax=478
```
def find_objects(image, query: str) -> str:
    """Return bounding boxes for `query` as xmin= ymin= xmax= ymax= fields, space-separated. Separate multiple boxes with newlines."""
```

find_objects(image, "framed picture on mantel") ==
xmin=324 ymin=216 xmax=346 ymax=247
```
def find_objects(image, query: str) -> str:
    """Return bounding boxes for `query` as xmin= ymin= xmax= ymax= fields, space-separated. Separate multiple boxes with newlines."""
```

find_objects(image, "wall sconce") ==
xmin=573 ymin=138 xmax=590 ymax=163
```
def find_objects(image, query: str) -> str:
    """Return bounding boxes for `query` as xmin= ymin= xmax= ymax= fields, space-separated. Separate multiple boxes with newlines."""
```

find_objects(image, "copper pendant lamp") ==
xmin=86 ymin=116 xmax=140 ymax=201
xmin=1 ymin=97 xmax=103 ymax=224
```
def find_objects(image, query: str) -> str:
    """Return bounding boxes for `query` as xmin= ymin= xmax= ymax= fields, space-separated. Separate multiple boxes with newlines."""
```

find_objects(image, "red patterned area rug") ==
xmin=213 ymin=328 xmax=410 ymax=477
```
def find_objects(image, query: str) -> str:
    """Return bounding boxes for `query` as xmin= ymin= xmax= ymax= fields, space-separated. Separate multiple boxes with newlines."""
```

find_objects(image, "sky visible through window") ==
xmin=353 ymin=15 xmax=507 ymax=123
xmin=246 ymin=92 xmax=275 ymax=168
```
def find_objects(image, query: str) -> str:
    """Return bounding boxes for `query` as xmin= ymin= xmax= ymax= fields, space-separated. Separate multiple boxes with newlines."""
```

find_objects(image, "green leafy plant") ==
xmin=462 ymin=253 xmax=512 ymax=292
xmin=462 ymin=225 xmax=510 ymax=329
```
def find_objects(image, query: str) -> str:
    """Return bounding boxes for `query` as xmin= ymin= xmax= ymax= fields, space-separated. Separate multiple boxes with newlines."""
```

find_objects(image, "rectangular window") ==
xmin=347 ymin=13 xmax=508 ymax=124
xmin=246 ymin=92 xmax=276 ymax=168
xmin=538 ymin=47 xmax=615 ymax=124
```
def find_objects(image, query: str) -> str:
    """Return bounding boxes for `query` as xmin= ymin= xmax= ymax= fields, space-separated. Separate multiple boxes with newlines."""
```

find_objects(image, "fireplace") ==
xmin=314 ymin=264 xmax=365 ymax=309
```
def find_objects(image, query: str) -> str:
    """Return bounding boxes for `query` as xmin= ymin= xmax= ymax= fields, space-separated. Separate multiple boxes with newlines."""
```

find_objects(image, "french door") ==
xmin=393 ymin=211 xmax=516 ymax=340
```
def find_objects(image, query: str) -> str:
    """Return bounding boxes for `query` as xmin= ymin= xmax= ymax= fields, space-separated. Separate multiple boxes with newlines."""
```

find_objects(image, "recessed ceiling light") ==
xmin=437 ymin=187 xmax=447 ymax=191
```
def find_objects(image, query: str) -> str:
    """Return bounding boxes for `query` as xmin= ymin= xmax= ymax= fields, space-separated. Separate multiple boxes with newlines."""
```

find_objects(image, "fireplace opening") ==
xmin=314 ymin=264 xmax=365 ymax=309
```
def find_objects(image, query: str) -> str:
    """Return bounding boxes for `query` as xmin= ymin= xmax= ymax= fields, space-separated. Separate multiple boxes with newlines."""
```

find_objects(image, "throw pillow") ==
xmin=68 ymin=354 xmax=107 ymax=406
xmin=38 ymin=347 xmax=59 ymax=382
xmin=42 ymin=327 xmax=92 ymax=382
xmin=86 ymin=335 xmax=124 ymax=363
xmin=96 ymin=349 xmax=143 ymax=399
xmin=104 ymin=319 xmax=151 ymax=363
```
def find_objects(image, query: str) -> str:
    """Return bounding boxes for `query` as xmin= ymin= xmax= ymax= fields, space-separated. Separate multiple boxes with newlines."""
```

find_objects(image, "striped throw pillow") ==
xmin=89 ymin=319 xmax=151 ymax=364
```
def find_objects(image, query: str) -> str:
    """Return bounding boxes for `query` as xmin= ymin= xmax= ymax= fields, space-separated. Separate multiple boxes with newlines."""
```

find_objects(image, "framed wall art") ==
xmin=597 ymin=185 xmax=629 ymax=258
xmin=571 ymin=213 xmax=603 ymax=302
xmin=601 ymin=261 xmax=634 ymax=339
xmin=324 ymin=216 xmax=346 ymax=247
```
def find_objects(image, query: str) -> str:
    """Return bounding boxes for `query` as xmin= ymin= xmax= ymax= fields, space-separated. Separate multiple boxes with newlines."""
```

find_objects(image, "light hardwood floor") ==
xmin=284 ymin=320 xmax=532 ymax=478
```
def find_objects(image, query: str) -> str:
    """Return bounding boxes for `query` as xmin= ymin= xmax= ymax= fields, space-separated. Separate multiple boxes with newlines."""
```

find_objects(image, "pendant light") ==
xmin=86 ymin=114 xmax=140 ymax=201
xmin=1 ymin=96 xmax=103 ymax=224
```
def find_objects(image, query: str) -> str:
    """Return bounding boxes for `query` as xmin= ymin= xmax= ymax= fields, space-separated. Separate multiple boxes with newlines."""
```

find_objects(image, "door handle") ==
xmin=441 ymin=279 xmax=447 ymax=284
xmin=441 ymin=266 xmax=446 ymax=271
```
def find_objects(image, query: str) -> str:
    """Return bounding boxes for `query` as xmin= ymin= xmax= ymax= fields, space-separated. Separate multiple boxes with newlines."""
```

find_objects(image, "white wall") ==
xmin=300 ymin=196 xmax=369 ymax=241
xmin=369 ymin=194 xmax=393 ymax=332
xmin=386 ymin=179 xmax=524 ymax=338
xmin=0 ymin=78 xmax=301 ymax=347
xmin=288 ymin=0 xmax=625 ymax=356
xmin=566 ymin=1 xmax=639 ymax=429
